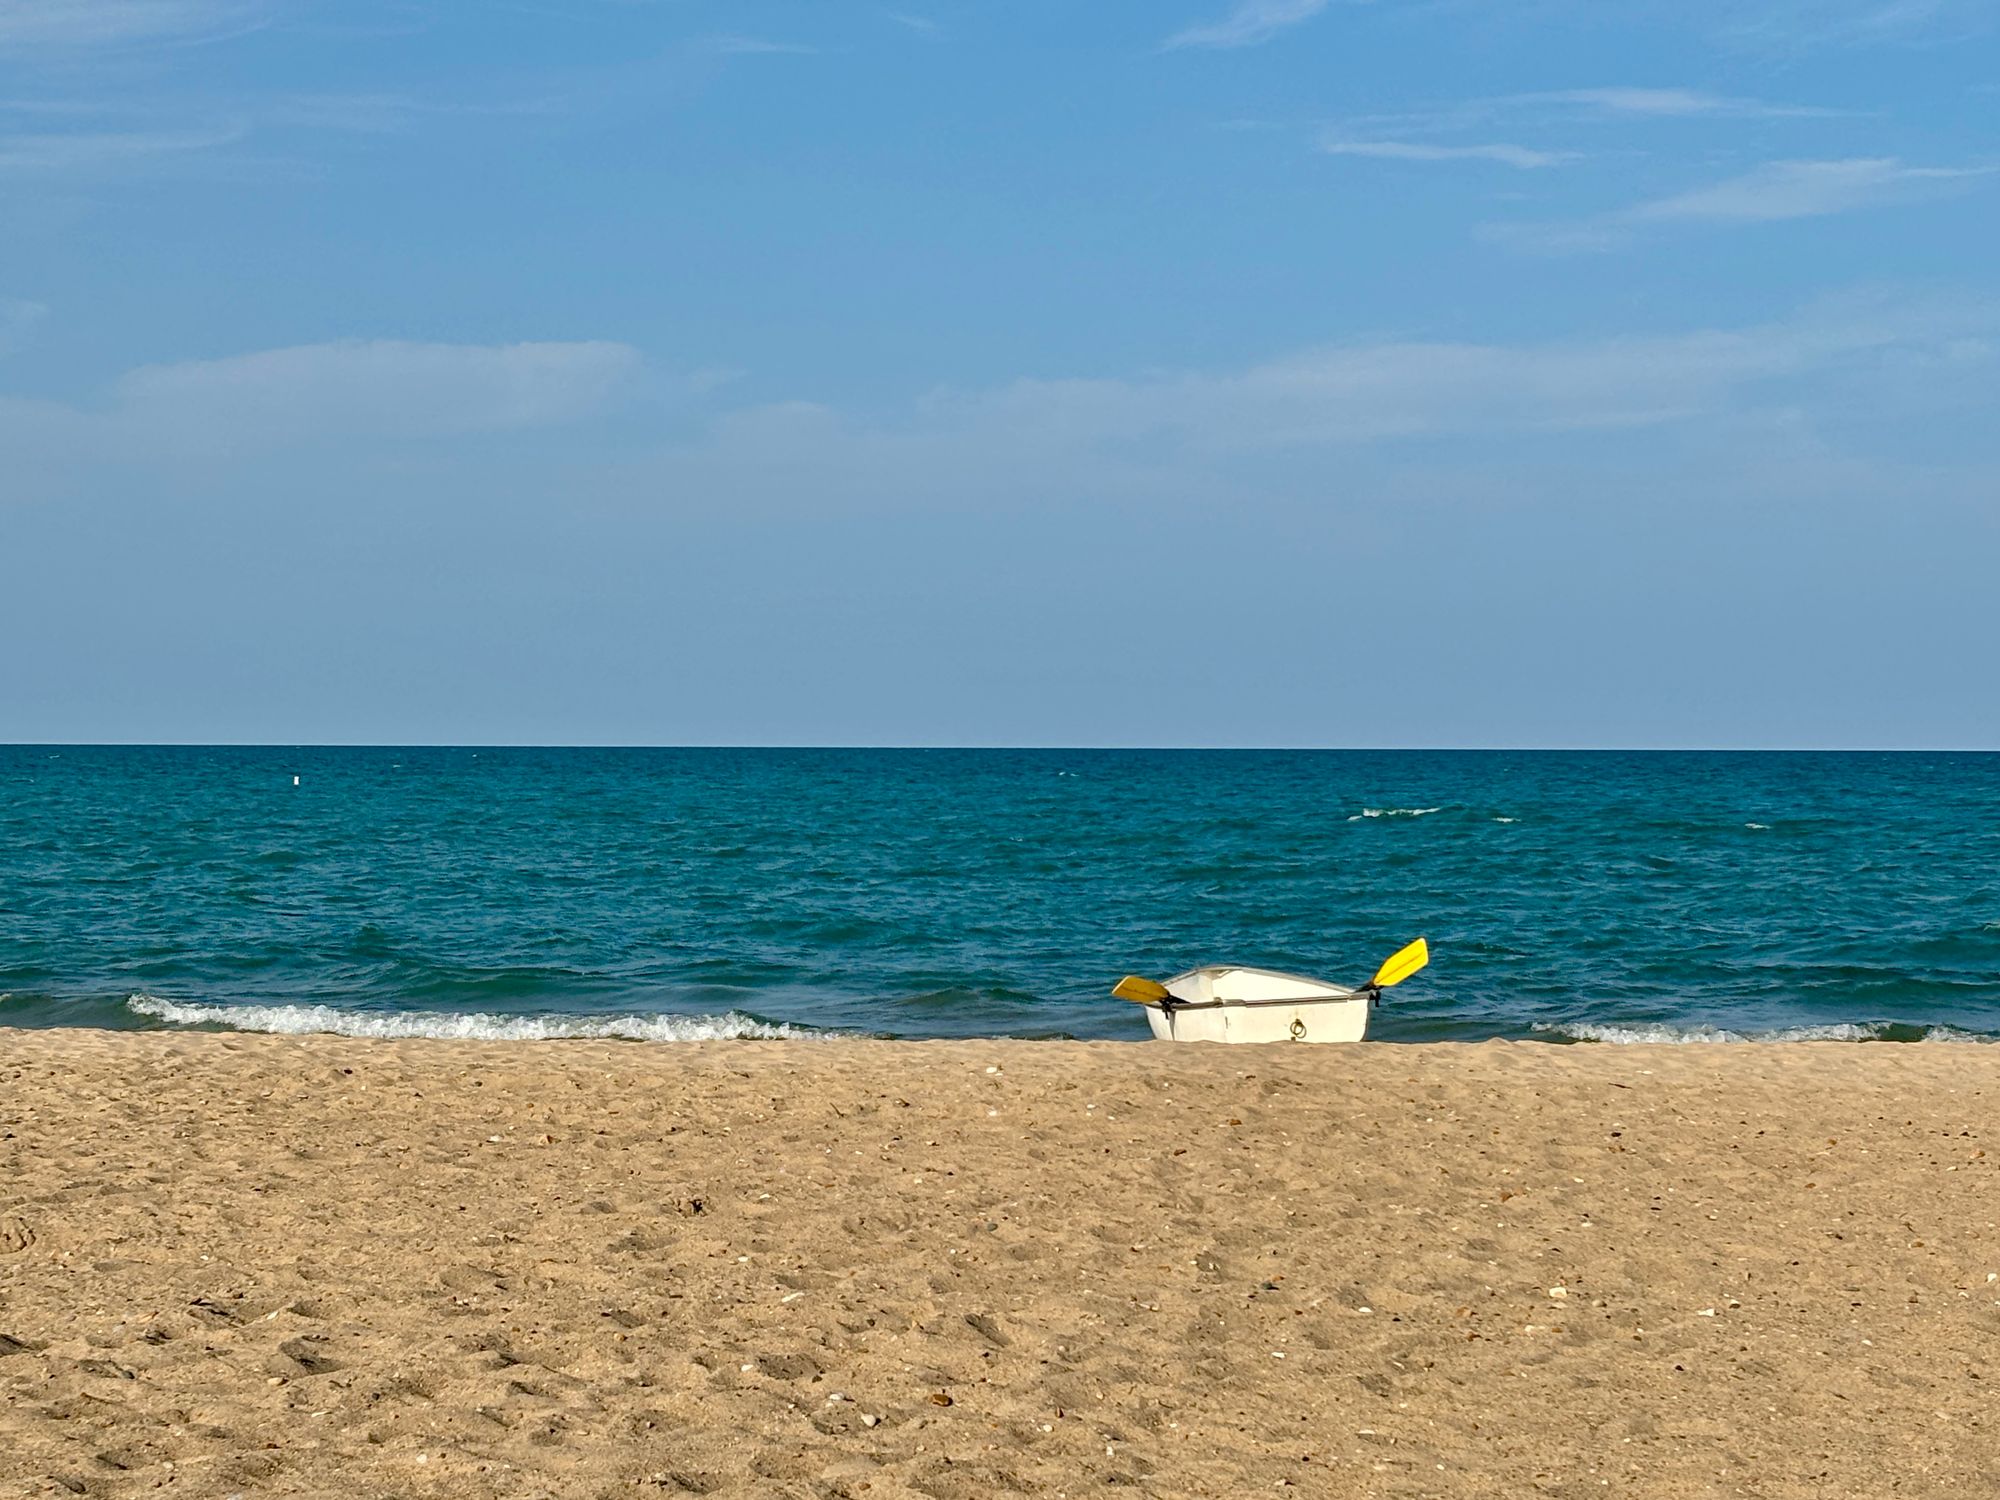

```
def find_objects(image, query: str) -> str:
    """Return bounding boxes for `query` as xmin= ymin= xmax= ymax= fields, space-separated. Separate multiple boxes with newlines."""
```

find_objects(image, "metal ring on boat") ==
xmin=1289 ymin=1018 xmax=1307 ymax=1041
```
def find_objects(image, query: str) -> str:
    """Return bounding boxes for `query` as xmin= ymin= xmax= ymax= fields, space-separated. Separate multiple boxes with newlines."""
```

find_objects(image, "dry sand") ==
xmin=1 ymin=1032 xmax=1996 ymax=1499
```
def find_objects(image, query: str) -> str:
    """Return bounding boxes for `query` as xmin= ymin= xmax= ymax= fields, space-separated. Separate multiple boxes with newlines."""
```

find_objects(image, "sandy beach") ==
xmin=1 ymin=1033 xmax=1995 ymax=1499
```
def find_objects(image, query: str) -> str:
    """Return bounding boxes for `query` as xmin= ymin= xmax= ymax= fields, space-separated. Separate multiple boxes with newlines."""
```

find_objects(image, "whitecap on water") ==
xmin=1532 ymin=1019 xmax=1997 ymax=1045
xmin=1348 ymin=807 xmax=1443 ymax=821
xmin=1919 ymin=1024 xmax=2000 ymax=1045
xmin=125 ymin=995 xmax=820 ymax=1042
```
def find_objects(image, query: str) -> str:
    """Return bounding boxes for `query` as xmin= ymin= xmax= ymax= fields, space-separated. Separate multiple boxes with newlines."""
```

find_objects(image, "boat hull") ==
xmin=1143 ymin=993 xmax=1372 ymax=1044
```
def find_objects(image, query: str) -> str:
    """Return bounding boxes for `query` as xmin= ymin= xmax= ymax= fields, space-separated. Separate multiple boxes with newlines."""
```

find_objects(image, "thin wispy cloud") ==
xmin=0 ymin=98 xmax=116 ymax=117
xmin=0 ymin=124 xmax=242 ymax=173
xmin=1507 ymin=87 xmax=1837 ymax=120
xmin=703 ymin=36 xmax=817 ymax=57
xmin=21 ymin=298 xmax=1979 ymax=484
xmin=0 ymin=90 xmax=550 ymax=181
xmin=1316 ymin=84 xmax=1833 ymax=176
xmin=1163 ymin=0 xmax=1335 ymax=51
xmin=114 ymin=339 xmax=644 ymax=443
xmin=633 ymin=297 xmax=2000 ymax=516
xmin=1475 ymin=220 xmax=1625 ymax=256
xmin=257 ymin=94 xmax=428 ymax=136
xmin=1486 ymin=156 xmax=1994 ymax=252
xmin=1320 ymin=138 xmax=1578 ymax=169
xmin=2 ymin=337 xmax=658 ymax=496
xmin=1715 ymin=0 xmax=1988 ymax=48
xmin=0 ymin=0 xmax=264 ymax=49
xmin=1342 ymin=85 xmax=1833 ymax=138
xmin=1632 ymin=156 xmax=1992 ymax=222
xmin=884 ymin=10 xmax=940 ymax=35
xmin=255 ymin=91 xmax=563 ymax=135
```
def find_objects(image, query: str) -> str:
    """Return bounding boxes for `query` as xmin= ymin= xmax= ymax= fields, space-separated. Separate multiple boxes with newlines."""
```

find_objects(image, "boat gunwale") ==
xmin=1158 ymin=965 xmax=1368 ymax=1011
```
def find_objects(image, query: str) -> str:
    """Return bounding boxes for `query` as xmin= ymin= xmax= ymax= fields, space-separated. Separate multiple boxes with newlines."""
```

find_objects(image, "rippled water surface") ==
xmin=4 ymin=747 xmax=1998 ymax=1043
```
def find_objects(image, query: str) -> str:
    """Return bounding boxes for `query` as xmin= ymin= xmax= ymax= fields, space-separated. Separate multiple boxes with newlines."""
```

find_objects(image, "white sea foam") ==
xmin=1349 ymin=807 xmax=1443 ymax=821
xmin=1533 ymin=1020 xmax=1996 ymax=1045
xmin=126 ymin=995 xmax=819 ymax=1042
xmin=1745 ymin=822 xmax=1771 ymax=830
xmin=1918 ymin=1025 xmax=2000 ymax=1045
xmin=1539 ymin=1021 xmax=1880 ymax=1044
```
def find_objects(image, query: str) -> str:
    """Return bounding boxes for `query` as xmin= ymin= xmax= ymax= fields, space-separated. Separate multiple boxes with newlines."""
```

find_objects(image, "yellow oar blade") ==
xmin=1369 ymin=938 xmax=1429 ymax=990
xmin=1113 ymin=975 xmax=1171 ymax=1005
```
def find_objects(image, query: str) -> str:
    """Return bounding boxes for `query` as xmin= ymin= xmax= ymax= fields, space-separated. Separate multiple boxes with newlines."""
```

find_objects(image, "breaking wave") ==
xmin=1533 ymin=1020 xmax=2000 ymax=1045
xmin=125 ymin=995 xmax=822 ymax=1042
xmin=1350 ymin=807 xmax=1443 ymax=821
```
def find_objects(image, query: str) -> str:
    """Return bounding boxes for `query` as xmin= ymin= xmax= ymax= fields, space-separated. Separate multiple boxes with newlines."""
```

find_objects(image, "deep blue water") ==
xmin=3 ymin=746 xmax=1998 ymax=1044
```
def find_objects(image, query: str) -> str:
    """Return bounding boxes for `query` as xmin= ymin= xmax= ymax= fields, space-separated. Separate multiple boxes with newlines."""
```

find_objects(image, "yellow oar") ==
xmin=1367 ymin=937 xmax=1429 ymax=991
xmin=1112 ymin=975 xmax=1171 ymax=1005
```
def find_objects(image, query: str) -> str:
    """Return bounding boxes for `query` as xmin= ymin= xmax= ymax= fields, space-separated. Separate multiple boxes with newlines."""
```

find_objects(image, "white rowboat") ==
xmin=1113 ymin=939 xmax=1427 ymax=1045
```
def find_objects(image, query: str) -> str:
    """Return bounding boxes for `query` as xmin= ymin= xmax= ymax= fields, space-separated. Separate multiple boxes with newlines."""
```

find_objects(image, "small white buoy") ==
xmin=292 ymin=775 xmax=300 ymax=786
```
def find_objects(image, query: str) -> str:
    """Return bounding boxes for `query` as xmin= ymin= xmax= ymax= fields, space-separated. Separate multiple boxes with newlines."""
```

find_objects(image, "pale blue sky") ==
xmin=2 ymin=0 xmax=1996 ymax=746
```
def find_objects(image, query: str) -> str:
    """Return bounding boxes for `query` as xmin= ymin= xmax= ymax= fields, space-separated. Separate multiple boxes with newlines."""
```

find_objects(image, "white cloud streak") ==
xmin=0 ymin=125 xmax=242 ymax=172
xmin=1320 ymin=138 xmax=1577 ymax=169
xmin=1340 ymin=85 xmax=1832 ymax=136
xmin=5 ymin=300 xmax=1992 ymax=490
xmin=654 ymin=297 xmax=1992 ymax=486
xmin=928 ymin=319 xmax=1919 ymax=449
xmin=703 ymin=36 xmax=816 ymax=57
xmin=1715 ymin=0 xmax=1986 ymax=48
xmin=112 ymin=339 xmax=644 ymax=442
xmin=1506 ymin=86 xmax=1835 ymax=119
xmin=1316 ymin=84 xmax=1834 ymax=182
xmin=1163 ymin=0 xmax=1334 ymax=50
xmin=257 ymin=94 xmax=432 ymax=135
xmin=1488 ymin=157 xmax=1993 ymax=251
xmin=0 ymin=0 xmax=263 ymax=48
xmin=1631 ymin=157 xmax=1993 ymax=223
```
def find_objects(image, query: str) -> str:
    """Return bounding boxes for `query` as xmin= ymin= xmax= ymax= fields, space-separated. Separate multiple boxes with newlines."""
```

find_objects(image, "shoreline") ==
xmin=11 ymin=1003 xmax=2000 ymax=1048
xmin=4 ymin=1032 xmax=1996 ymax=1496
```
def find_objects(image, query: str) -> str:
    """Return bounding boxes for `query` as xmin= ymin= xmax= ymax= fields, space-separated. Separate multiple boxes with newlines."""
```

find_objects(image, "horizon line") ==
xmin=6 ymin=743 xmax=1999 ymax=755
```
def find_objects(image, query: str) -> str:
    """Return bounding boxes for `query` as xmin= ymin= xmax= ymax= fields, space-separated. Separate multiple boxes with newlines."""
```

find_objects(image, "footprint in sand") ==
xmin=0 ymin=1216 xmax=34 ymax=1255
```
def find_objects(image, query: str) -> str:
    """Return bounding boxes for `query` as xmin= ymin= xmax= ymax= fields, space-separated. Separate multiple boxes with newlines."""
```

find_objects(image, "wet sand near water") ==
xmin=2 ymin=1031 xmax=1996 ymax=1498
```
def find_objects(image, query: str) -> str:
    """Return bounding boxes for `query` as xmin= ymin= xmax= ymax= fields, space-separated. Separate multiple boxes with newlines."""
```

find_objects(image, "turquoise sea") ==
xmin=3 ymin=746 xmax=1998 ymax=1045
